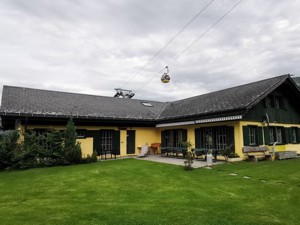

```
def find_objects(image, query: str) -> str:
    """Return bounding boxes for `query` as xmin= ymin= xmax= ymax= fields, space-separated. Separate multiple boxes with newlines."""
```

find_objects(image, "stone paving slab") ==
xmin=135 ymin=155 xmax=224 ymax=168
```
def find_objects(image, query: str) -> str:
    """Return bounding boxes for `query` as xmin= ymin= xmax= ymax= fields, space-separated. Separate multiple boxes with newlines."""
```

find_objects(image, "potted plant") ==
xmin=222 ymin=144 xmax=241 ymax=162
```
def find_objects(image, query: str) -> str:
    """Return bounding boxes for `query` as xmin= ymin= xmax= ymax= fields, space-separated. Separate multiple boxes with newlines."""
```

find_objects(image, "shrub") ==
xmin=0 ymin=130 xmax=20 ymax=169
xmin=184 ymin=150 xmax=194 ymax=170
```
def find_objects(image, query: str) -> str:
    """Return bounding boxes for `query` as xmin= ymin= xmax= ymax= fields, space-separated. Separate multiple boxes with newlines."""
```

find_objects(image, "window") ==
xmin=269 ymin=127 xmax=283 ymax=144
xmin=292 ymin=128 xmax=297 ymax=143
xmin=264 ymin=95 xmax=284 ymax=109
xmin=215 ymin=127 xmax=227 ymax=150
xmin=274 ymin=97 xmax=280 ymax=109
xmin=276 ymin=128 xmax=282 ymax=143
xmin=249 ymin=127 xmax=256 ymax=145
xmin=76 ymin=129 xmax=86 ymax=138
xmin=265 ymin=97 xmax=272 ymax=108
xmin=203 ymin=128 xmax=214 ymax=149
xmin=195 ymin=126 xmax=234 ymax=149
xmin=101 ymin=130 xmax=113 ymax=150
xmin=163 ymin=129 xmax=186 ymax=147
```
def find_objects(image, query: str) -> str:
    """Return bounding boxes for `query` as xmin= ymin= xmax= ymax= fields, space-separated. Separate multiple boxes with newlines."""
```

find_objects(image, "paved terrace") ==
xmin=135 ymin=155 xmax=224 ymax=168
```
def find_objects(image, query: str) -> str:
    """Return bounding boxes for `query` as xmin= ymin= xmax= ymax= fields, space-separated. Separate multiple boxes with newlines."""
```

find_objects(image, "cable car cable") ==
xmin=133 ymin=0 xmax=243 ymax=94
xmin=120 ymin=0 xmax=215 ymax=89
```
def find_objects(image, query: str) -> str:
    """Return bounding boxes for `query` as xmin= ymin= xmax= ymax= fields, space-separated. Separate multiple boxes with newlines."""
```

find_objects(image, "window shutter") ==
xmin=287 ymin=128 xmax=292 ymax=144
xmin=257 ymin=127 xmax=263 ymax=146
xmin=243 ymin=126 xmax=250 ymax=146
xmin=226 ymin=126 xmax=235 ymax=146
xmin=112 ymin=130 xmax=120 ymax=155
xmin=195 ymin=128 xmax=201 ymax=148
xmin=281 ymin=128 xmax=288 ymax=144
xmin=297 ymin=128 xmax=300 ymax=144
xmin=89 ymin=130 xmax=101 ymax=155
xmin=263 ymin=127 xmax=270 ymax=145
xmin=199 ymin=128 xmax=205 ymax=148
xmin=161 ymin=130 xmax=167 ymax=147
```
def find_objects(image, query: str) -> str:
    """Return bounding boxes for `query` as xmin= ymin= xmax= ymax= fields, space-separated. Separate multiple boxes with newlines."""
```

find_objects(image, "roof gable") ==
xmin=158 ymin=75 xmax=292 ymax=120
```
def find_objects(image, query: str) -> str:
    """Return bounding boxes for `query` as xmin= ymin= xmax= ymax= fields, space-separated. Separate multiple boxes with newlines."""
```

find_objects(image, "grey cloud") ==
xmin=0 ymin=0 xmax=300 ymax=104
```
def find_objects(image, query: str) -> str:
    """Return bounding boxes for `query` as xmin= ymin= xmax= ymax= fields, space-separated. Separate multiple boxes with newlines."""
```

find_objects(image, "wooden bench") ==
xmin=242 ymin=146 xmax=272 ymax=162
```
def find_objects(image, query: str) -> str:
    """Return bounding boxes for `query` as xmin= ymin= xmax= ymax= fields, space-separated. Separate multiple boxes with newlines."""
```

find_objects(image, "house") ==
xmin=1 ymin=74 xmax=300 ymax=159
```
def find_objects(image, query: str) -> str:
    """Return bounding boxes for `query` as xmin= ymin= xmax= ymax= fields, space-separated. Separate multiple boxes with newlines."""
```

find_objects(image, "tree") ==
xmin=64 ymin=118 xmax=82 ymax=164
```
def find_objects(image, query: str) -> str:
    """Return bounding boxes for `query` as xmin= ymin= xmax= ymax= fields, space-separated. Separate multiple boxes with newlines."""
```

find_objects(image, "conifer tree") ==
xmin=64 ymin=118 xmax=82 ymax=164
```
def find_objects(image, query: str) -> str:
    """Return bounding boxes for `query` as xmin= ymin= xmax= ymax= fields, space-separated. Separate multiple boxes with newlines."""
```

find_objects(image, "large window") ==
xmin=195 ymin=126 xmax=234 ymax=150
xmin=101 ymin=130 xmax=113 ymax=150
xmin=162 ymin=129 xmax=187 ymax=147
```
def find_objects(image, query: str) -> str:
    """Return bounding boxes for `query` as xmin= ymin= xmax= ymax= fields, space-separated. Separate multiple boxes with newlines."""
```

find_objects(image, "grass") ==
xmin=0 ymin=158 xmax=299 ymax=225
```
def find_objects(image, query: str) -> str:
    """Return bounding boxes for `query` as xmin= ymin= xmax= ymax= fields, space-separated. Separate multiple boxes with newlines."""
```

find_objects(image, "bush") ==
xmin=0 ymin=130 xmax=20 ymax=169
xmin=1 ymin=118 xmax=85 ymax=170
xmin=83 ymin=151 xmax=98 ymax=164
xmin=222 ymin=144 xmax=239 ymax=162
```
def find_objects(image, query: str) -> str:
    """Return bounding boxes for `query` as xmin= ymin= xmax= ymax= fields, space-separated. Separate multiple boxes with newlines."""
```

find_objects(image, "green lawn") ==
xmin=0 ymin=158 xmax=299 ymax=225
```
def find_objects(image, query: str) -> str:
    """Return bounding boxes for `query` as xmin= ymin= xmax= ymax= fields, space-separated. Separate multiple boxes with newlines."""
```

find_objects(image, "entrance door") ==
xmin=127 ymin=130 xmax=135 ymax=154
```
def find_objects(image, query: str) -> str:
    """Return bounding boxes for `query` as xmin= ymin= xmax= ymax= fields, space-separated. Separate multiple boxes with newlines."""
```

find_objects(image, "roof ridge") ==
xmin=171 ymin=74 xmax=290 ymax=104
xmin=2 ymin=85 xmax=165 ymax=104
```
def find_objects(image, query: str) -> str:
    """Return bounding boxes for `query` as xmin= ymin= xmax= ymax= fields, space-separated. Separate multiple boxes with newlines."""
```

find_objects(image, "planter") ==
xmin=275 ymin=151 xmax=297 ymax=160
xmin=206 ymin=154 xmax=213 ymax=166
xmin=227 ymin=157 xmax=242 ymax=162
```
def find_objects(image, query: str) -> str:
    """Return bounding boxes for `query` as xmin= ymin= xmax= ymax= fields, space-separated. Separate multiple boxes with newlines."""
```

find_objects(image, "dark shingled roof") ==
xmin=158 ymin=74 xmax=291 ymax=120
xmin=0 ymin=87 xmax=167 ymax=121
xmin=0 ymin=75 xmax=295 ymax=122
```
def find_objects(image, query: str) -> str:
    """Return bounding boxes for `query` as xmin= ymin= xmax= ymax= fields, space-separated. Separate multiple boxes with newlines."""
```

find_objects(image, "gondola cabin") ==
xmin=161 ymin=66 xmax=170 ymax=83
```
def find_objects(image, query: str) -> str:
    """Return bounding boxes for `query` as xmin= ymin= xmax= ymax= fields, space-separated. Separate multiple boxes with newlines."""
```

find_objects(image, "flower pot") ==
xmin=227 ymin=157 xmax=242 ymax=162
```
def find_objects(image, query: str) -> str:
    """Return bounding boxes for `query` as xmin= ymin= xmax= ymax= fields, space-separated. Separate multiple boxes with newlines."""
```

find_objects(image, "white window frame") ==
xmin=249 ymin=127 xmax=256 ymax=145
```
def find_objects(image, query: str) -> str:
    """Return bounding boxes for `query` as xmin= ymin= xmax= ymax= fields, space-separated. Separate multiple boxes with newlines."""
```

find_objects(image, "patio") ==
xmin=135 ymin=155 xmax=224 ymax=168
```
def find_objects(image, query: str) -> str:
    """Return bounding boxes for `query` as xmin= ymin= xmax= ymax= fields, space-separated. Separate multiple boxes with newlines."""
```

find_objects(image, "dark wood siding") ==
xmin=243 ymin=87 xmax=300 ymax=124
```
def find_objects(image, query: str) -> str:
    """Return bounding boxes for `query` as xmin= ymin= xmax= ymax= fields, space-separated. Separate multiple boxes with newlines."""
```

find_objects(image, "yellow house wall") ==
xmin=23 ymin=125 xmax=161 ymax=157
xmin=21 ymin=120 xmax=300 ymax=158
xmin=77 ymin=138 xmax=93 ymax=157
xmin=239 ymin=121 xmax=300 ymax=155
xmin=134 ymin=128 xmax=161 ymax=154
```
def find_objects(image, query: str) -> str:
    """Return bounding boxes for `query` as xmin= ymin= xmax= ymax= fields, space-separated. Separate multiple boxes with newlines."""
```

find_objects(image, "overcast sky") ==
xmin=0 ymin=0 xmax=299 ymax=104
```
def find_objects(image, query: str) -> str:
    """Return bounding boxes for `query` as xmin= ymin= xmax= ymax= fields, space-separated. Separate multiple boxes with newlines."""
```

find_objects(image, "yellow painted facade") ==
xmin=77 ymin=138 xmax=93 ymax=157
xmin=22 ymin=120 xmax=300 ymax=159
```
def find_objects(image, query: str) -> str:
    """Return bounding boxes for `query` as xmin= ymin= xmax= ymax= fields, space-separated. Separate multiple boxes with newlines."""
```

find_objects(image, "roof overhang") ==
xmin=156 ymin=115 xmax=243 ymax=128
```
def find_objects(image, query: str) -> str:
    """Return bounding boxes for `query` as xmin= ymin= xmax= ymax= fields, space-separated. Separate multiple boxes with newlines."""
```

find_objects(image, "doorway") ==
xmin=127 ymin=130 xmax=136 ymax=154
